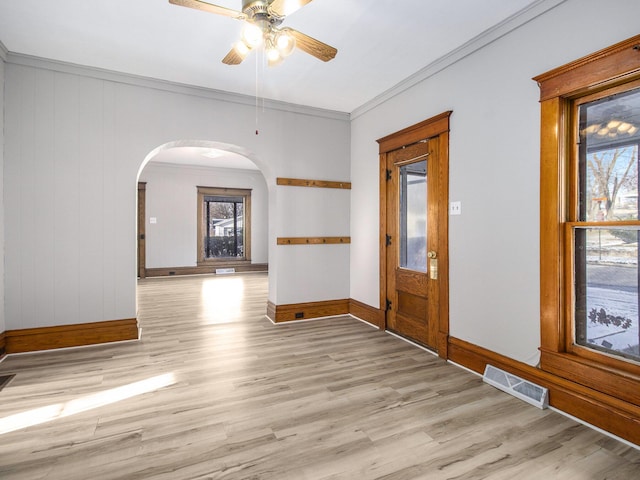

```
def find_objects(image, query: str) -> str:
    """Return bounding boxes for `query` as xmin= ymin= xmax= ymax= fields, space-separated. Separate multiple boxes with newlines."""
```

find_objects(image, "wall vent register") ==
xmin=483 ymin=364 xmax=549 ymax=409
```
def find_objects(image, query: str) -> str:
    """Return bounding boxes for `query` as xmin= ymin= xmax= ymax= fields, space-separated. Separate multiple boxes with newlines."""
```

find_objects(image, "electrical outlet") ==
xmin=449 ymin=201 xmax=462 ymax=215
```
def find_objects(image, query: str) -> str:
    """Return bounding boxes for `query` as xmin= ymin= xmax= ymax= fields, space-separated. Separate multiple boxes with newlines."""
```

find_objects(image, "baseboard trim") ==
xmin=267 ymin=298 xmax=384 ymax=326
xmin=5 ymin=319 xmax=139 ymax=354
xmin=0 ymin=331 xmax=6 ymax=359
xmin=447 ymin=336 xmax=640 ymax=446
xmin=349 ymin=299 xmax=384 ymax=329
xmin=266 ymin=301 xmax=277 ymax=322
xmin=145 ymin=263 xmax=268 ymax=277
xmin=268 ymin=299 xmax=350 ymax=323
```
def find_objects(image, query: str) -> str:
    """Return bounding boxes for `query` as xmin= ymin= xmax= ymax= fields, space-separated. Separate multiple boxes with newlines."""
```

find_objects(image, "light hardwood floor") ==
xmin=0 ymin=273 xmax=638 ymax=479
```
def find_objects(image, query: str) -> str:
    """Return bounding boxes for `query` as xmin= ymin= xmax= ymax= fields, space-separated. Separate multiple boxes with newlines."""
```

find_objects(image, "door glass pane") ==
xmin=399 ymin=160 xmax=427 ymax=272
xmin=203 ymin=195 xmax=244 ymax=259
xmin=574 ymin=227 xmax=639 ymax=362
xmin=578 ymin=88 xmax=640 ymax=222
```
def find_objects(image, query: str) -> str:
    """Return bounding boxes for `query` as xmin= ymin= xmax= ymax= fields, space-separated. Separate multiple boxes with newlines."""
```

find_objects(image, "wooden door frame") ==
xmin=137 ymin=182 xmax=146 ymax=279
xmin=377 ymin=111 xmax=451 ymax=358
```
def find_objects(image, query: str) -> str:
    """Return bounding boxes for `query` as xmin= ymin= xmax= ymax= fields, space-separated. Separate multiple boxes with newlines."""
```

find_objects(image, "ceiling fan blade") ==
xmin=269 ymin=0 xmax=314 ymax=17
xmin=222 ymin=48 xmax=247 ymax=65
xmin=283 ymin=28 xmax=337 ymax=62
xmin=168 ymin=0 xmax=246 ymax=20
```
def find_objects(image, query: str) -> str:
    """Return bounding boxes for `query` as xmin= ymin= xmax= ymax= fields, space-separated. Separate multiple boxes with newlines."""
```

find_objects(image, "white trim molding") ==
xmin=0 ymin=40 xmax=8 ymax=62
xmin=5 ymin=52 xmax=350 ymax=122
xmin=351 ymin=0 xmax=567 ymax=119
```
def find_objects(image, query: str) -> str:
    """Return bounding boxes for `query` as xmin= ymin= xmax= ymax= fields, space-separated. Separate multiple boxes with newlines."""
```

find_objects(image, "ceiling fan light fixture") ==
xmin=169 ymin=0 xmax=337 ymax=66
xmin=267 ymin=54 xmax=284 ymax=67
xmin=266 ymin=39 xmax=282 ymax=66
xmin=233 ymin=40 xmax=251 ymax=56
xmin=584 ymin=124 xmax=601 ymax=135
xmin=241 ymin=23 xmax=263 ymax=48
xmin=267 ymin=48 xmax=280 ymax=61
xmin=617 ymin=122 xmax=631 ymax=133
xmin=586 ymin=118 xmax=639 ymax=139
xmin=275 ymin=30 xmax=295 ymax=56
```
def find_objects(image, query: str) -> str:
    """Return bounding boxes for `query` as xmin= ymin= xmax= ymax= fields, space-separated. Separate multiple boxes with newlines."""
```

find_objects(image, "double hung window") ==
xmin=535 ymin=35 xmax=640 ymax=412
xmin=572 ymin=86 xmax=640 ymax=363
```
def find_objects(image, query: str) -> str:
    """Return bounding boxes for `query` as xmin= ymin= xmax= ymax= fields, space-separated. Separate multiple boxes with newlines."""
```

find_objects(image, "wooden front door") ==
xmin=379 ymin=112 xmax=450 ymax=355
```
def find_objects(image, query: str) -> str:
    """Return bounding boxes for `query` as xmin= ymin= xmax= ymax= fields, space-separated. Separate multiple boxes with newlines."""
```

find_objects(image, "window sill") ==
xmin=540 ymin=348 xmax=640 ymax=407
xmin=197 ymin=259 xmax=251 ymax=266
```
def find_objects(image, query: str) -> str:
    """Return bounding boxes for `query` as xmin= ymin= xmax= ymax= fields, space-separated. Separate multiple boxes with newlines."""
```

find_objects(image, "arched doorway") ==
xmin=135 ymin=139 xmax=271 ymax=311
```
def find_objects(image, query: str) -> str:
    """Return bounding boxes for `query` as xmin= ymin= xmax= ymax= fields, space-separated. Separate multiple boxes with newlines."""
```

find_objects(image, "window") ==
xmin=573 ymin=87 xmax=640 ymax=363
xmin=399 ymin=160 xmax=427 ymax=272
xmin=535 ymin=35 xmax=640 ymax=409
xmin=197 ymin=187 xmax=251 ymax=264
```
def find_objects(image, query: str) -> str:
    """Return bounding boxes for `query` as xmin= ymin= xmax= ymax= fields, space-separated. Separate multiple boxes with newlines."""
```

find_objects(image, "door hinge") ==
xmin=386 ymin=234 xmax=392 ymax=246
xmin=386 ymin=298 xmax=392 ymax=311
xmin=140 ymin=234 xmax=145 ymax=240
xmin=386 ymin=169 xmax=392 ymax=181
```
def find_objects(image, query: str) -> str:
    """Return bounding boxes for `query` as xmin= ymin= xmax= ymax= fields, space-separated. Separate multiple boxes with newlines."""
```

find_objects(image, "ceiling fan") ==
xmin=169 ymin=0 xmax=338 ymax=66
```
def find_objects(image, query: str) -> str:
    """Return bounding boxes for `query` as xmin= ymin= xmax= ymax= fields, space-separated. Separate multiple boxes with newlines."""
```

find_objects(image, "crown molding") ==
xmin=5 ymin=52 xmax=350 ymax=122
xmin=351 ymin=0 xmax=567 ymax=120
xmin=0 ymin=40 xmax=7 ymax=62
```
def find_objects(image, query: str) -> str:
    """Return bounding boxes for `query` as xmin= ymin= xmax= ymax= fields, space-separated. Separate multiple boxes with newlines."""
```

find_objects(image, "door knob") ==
xmin=427 ymin=251 xmax=437 ymax=259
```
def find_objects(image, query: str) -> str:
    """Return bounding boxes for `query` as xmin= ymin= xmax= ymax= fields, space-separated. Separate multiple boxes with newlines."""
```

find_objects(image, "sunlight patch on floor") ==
xmin=0 ymin=373 xmax=176 ymax=435
xmin=201 ymin=277 xmax=245 ymax=324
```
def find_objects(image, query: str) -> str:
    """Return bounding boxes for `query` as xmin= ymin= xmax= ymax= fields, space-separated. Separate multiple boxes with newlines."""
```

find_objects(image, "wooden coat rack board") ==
xmin=276 ymin=177 xmax=351 ymax=189
xmin=276 ymin=177 xmax=351 ymax=245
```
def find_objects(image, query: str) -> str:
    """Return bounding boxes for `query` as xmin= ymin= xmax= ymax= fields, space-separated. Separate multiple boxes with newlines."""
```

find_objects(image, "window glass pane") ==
xmin=204 ymin=197 xmax=244 ymax=259
xmin=399 ymin=160 xmax=427 ymax=272
xmin=574 ymin=227 xmax=639 ymax=362
xmin=578 ymin=88 xmax=640 ymax=221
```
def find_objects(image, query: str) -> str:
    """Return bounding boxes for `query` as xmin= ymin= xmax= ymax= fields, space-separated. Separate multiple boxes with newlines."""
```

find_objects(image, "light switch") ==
xmin=449 ymin=201 xmax=462 ymax=215
xmin=150 ymin=217 xmax=157 ymax=224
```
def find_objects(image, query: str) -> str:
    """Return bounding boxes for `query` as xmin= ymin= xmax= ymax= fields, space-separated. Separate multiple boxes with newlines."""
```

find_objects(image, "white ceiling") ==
xmin=0 ymin=0 xmax=542 ymax=170
xmin=152 ymin=146 xmax=260 ymax=170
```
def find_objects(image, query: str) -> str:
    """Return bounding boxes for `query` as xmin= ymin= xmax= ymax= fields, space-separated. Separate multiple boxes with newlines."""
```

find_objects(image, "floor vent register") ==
xmin=483 ymin=364 xmax=548 ymax=409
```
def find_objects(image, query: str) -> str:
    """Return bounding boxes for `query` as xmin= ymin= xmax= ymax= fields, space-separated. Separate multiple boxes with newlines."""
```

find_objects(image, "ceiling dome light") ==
xmin=242 ymin=23 xmax=263 ymax=48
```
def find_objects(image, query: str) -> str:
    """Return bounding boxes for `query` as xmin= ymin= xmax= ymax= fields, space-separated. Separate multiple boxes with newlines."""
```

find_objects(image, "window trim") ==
xmin=535 ymin=35 xmax=640 ymax=407
xmin=196 ymin=186 xmax=252 ymax=265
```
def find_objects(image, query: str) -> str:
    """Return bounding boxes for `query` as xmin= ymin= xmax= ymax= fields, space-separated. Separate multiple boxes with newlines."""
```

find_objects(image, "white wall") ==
xmin=275 ymin=186 xmax=351 ymax=304
xmin=138 ymin=162 xmax=268 ymax=268
xmin=4 ymin=59 xmax=350 ymax=330
xmin=0 ymin=46 xmax=5 ymax=334
xmin=350 ymin=0 xmax=640 ymax=364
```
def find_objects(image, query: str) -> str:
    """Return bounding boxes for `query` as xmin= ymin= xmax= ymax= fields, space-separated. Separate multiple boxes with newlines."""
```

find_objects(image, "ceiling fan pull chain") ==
xmin=255 ymin=51 xmax=260 ymax=135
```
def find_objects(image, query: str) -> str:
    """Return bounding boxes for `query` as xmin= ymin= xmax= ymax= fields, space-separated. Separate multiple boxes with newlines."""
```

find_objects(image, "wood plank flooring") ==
xmin=0 ymin=273 xmax=638 ymax=479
